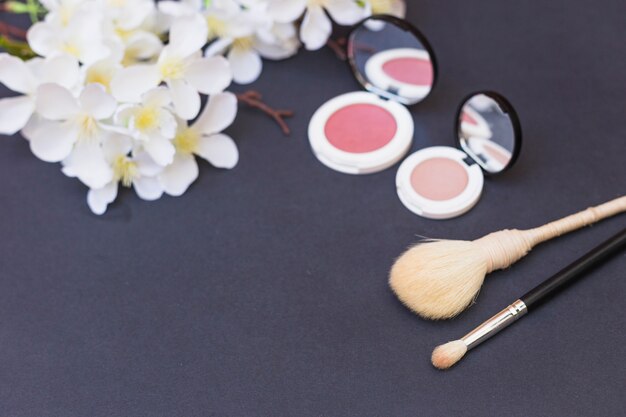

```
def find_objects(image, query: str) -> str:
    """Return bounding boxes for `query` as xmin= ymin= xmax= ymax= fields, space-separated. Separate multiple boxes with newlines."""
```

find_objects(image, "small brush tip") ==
xmin=431 ymin=340 xmax=467 ymax=370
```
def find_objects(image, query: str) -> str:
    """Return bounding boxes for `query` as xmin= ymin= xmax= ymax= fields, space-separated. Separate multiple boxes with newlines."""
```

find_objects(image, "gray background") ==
xmin=1 ymin=1 xmax=625 ymax=416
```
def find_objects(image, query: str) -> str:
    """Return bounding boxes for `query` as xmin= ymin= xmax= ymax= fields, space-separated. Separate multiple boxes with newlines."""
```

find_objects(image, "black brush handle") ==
xmin=521 ymin=227 xmax=626 ymax=310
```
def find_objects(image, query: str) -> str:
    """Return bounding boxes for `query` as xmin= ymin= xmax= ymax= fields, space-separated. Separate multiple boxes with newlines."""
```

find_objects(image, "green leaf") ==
xmin=0 ymin=36 xmax=36 ymax=60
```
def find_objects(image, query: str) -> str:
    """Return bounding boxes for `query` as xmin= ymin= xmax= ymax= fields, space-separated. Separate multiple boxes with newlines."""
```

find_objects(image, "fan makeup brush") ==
xmin=389 ymin=195 xmax=626 ymax=320
xmin=432 ymin=227 xmax=626 ymax=369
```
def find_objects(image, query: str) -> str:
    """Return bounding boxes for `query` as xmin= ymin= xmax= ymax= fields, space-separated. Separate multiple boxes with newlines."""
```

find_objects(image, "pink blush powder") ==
xmin=382 ymin=57 xmax=433 ymax=86
xmin=461 ymin=111 xmax=478 ymax=125
xmin=324 ymin=103 xmax=398 ymax=153
xmin=410 ymin=157 xmax=469 ymax=201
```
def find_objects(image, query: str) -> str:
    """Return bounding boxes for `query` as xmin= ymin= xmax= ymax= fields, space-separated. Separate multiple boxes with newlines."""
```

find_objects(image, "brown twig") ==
xmin=236 ymin=90 xmax=294 ymax=136
xmin=326 ymin=37 xmax=347 ymax=61
xmin=0 ymin=21 xmax=27 ymax=39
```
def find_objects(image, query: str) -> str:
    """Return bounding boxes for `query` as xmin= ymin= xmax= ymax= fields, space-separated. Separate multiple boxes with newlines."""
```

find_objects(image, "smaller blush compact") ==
xmin=308 ymin=15 xmax=436 ymax=174
xmin=396 ymin=92 xmax=522 ymax=219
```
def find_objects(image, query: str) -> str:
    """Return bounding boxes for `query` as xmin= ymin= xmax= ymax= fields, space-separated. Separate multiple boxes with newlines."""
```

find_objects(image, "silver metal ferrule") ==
xmin=461 ymin=299 xmax=528 ymax=350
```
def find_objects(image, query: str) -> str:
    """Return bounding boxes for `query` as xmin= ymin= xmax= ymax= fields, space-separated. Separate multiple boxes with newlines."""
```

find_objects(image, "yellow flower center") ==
xmin=85 ymin=69 xmax=113 ymax=91
xmin=173 ymin=127 xmax=200 ymax=154
xmin=159 ymin=56 xmax=186 ymax=80
xmin=112 ymin=155 xmax=138 ymax=187
xmin=77 ymin=115 xmax=99 ymax=140
xmin=134 ymin=106 xmax=160 ymax=132
xmin=206 ymin=15 xmax=227 ymax=39
xmin=62 ymin=43 xmax=80 ymax=58
xmin=108 ymin=0 xmax=128 ymax=7
xmin=232 ymin=36 xmax=254 ymax=51
xmin=370 ymin=0 xmax=393 ymax=13
xmin=115 ymin=27 xmax=133 ymax=41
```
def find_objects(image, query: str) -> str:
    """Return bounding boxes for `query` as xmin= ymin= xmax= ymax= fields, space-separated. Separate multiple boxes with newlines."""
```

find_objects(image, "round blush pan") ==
xmin=309 ymin=91 xmax=413 ymax=174
xmin=364 ymin=48 xmax=434 ymax=102
xmin=396 ymin=146 xmax=484 ymax=219
xmin=409 ymin=157 xmax=469 ymax=201
xmin=324 ymin=103 xmax=397 ymax=153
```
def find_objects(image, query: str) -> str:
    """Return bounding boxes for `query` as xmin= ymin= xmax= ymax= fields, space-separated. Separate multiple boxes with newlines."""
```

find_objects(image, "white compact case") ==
xmin=396 ymin=92 xmax=522 ymax=219
xmin=308 ymin=15 xmax=437 ymax=175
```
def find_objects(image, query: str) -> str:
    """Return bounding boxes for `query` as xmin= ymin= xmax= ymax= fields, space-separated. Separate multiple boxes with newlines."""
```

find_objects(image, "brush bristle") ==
xmin=432 ymin=340 xmax=467 ymax=369
xmin=389 ymin=240 xmax=488 ymax=319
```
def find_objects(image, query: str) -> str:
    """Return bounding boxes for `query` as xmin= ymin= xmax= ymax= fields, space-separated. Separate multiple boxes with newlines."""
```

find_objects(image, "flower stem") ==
xmin=326 ymin=37 xmax=347 ymax=61
xmin=236 ymin=90 xmax=294 ymax=136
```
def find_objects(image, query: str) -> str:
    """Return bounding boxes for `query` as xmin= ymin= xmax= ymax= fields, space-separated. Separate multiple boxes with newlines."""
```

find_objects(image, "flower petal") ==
xmin=134 ymin=150 xmax=164 ymax=176
xmin=35 ymin=83 xmax=79 ymax=120
xmin=205 ymin=37 xmax=233 ymax=57
xmin=42 ymin=54 xmax=80 ymax=89
xmin=300 ymin=6 xmax=332 ymax=51
xmin=193 ymin=92 xmax=237 ymax=135
xmin=102 ymin=132 xmax=133 ymax=161
xmin=267 ymin=0 xmax=307 ymax=23
xmin=79 ymin=84 xmax=117 ymax=120
xmin=324 ymin=0 xmax=365 ymax=25
xmin=168 ymin=14 xmax=208 ymax=58
xmin=29 ymin=120 xmax=78 ymax=162
xmin=227 ymin=47 xmax=262 ymax=84
xmin=133 ymin=176 xmax=164 ymax=201
xmin=0 ymin=96 xmax=35 ymax=135
xmin=26 ymin=22 xmax=58 ymax=58
xmin=168 ymin=78 xmax=200 ymax=119
xmin=110 ymin=64 xmax=161 ymax=103
xmin=143 ymin=135 xmax=176 ymax=166
xmin=124 ymin=31 xmax=163 ymax=61
xmin=196 ymin=133 xmax=238 ymax=169
xmin=159 ymin=152 xmax=199 ymax=196
xmin=66 ymin=140 xmax=114 ymax=189
xmin=141 ymin=86 xmax=171 ymax=108
xmin=0 ymin=53 xmax=37 ymax=94
xmin=87 ymin=181 xmax=119 ymax=215
xmin=184 ymin=56 xmax=232 ymax=94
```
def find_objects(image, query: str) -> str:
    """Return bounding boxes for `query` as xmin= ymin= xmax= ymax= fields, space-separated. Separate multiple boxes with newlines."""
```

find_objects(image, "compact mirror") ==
xmin=348 ymin=15 xmax=436 ymax=105
xmin=457 ymin=92 xmax=521 ymax=174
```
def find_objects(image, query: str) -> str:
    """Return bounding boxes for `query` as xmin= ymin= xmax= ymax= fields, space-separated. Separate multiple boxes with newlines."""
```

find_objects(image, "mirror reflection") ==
xmin=348 ymin=17 xmax=435 ymax=105
xmin=458 ymin=94 xmax=517 ymax=174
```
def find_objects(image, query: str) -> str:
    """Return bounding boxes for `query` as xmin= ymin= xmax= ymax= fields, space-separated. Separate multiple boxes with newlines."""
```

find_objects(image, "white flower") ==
xmin=111 ymin=13 xmax=231 ymax=119
xmin=30 ymin=83 xmax=117 ymax=189
xmin=205 ymin=5 xmax=300 ymax=84
xmin=85 ymin=133 xmax=165 ymax=215
xmin=114 ymin=87 xmax=177 ymax=166
xmin=160 ymin=92 xmax=239 ymax=196
xmin=27 ymin=9 xmax=111 ymax=65
xmin=0 ymin=53 xmax=80 ymax=135
xmin=267 ymin=0 xmax=365 ymax=50
xmin=82 ymin=57 xmax=122 ymax=93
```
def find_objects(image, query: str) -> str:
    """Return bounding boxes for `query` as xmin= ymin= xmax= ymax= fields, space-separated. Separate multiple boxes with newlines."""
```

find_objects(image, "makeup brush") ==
xmin=432 ymin=227 xmax=626 ymax=369
xmin=389 ymin=195 xmax=626 ymax=320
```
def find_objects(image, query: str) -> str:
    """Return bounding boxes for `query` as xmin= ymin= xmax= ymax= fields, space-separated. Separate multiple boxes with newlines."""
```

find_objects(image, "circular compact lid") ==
xmin=308 ymin=91 xmax=414 ymax=174
xmin=347 ymin=15 xmax=437 ymax=106
xmin=456 ymin=91 xmax=522 ymax=174
xmin=396 ymin=146 xmax=484 ymax=219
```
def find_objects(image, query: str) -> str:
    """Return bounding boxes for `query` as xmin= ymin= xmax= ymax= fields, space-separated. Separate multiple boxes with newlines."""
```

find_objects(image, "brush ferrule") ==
xmin=461 ymin=299 xmax=527 ymax=350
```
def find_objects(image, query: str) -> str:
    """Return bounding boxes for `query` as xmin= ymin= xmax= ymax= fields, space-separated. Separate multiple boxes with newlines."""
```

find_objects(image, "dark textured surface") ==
xmin=1 ymin=2 xmax=625 ymax=416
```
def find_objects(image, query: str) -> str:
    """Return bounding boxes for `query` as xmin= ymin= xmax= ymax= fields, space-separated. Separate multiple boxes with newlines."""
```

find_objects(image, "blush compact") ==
xmin=308 ymin=15 xmax=437 ymax=174
xmin=396 ymin=92 xmax=522 ymax=219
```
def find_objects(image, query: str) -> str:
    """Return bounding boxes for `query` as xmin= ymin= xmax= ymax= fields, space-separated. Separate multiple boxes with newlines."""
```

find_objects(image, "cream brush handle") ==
xmin=475 ymin=195 xmax=626 ymax=273
xmin=524 ymin=195 xmax=626 ymax=245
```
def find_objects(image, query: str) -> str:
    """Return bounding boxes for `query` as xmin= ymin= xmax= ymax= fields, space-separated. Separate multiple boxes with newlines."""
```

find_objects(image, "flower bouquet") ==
xmin=0 ymin=0 xmax=405 ymax=214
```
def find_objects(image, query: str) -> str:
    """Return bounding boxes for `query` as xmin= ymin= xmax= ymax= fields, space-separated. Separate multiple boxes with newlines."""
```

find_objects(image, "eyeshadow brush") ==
xmin=390 ymin=195 xmax=626 ymax=319
xmin=432 ymin=227 xmax=626 ymax=369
